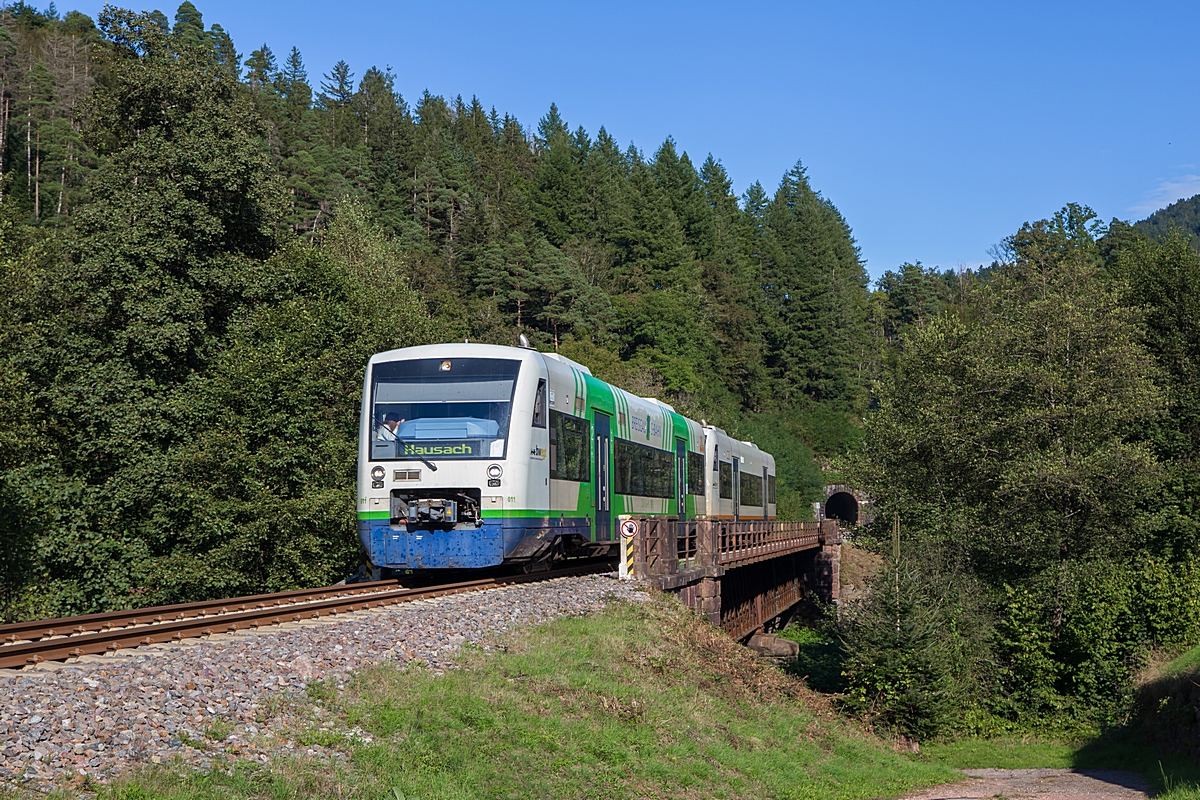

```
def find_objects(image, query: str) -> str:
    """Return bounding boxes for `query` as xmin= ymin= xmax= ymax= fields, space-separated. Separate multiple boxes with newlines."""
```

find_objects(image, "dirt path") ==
xmin=900 ymin=768 xmax=1152 ymax=799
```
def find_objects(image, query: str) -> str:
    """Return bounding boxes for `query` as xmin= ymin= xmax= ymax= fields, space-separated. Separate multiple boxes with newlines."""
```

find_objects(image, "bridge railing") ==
xmin=676 ymin=520 xmax=699 ymax=568
xmin=717 ymin=520 xmax=822 ymax=567
xmin=634 ymin=517 xmax=831 ymax=579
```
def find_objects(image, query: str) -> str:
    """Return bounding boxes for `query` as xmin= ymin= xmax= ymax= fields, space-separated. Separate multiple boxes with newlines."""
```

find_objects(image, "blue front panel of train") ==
xmin=361 ymin=516 xmax=590 ymax=570
xmin=362 ymin=519 xmax=506 ymax=569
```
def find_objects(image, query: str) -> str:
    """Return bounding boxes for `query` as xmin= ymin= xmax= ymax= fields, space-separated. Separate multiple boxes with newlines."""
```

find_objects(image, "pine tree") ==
xmin=171 ymin=1 xmax=205 ymax=50
xmin=275 ymin=46 xmax=311 ymax=121
xmin=209 ymin=24 xmax=238 ymax=77
xmin=759 ymin=161 xmax=867 ymax=406
xmin=353 ymin=66 xmax=405 ymax=151
xmin=317 ymin=59 xmax=354 ymax=146
xmin=244 ymin=44 xmax=276 ymax=93
xmin=651 ymin=138 xmax=715 ymax=261
xmin=531 ymin=103 xmax=585 ymax=246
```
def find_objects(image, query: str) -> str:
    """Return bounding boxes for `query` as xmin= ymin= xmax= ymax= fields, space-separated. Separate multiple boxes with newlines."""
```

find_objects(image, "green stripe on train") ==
xmin=480 ymin=508 xmax=592 ymax=519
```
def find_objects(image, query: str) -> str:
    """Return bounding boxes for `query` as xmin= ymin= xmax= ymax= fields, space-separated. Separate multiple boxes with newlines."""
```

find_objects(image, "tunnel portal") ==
xmin=824 ymin=491 xmax=859 ymax=526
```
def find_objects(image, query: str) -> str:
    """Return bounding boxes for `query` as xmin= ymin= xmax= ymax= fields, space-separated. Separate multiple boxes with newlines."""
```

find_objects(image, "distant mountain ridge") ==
xmin=1136 ymin=193 xmax=1200 ymax=245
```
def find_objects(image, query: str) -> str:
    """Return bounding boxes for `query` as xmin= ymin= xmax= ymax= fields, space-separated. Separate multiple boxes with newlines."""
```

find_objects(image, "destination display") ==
xmin=371 ymin=438 xmax=502 ymax=460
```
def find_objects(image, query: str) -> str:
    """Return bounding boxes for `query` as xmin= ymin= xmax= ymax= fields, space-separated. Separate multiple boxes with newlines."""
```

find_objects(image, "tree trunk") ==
xmin=33 ymin=129 xmax=39 ymax=219
xmin=0 ymin=95 xmax=8 ymax=199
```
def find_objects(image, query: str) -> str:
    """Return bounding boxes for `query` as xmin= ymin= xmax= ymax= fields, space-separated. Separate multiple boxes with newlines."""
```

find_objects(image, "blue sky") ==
xmin=67 ymin=1 xmax=1200 ymax=280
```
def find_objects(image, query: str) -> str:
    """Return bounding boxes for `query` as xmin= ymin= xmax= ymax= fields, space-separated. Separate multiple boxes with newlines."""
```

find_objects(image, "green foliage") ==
xmin=0 ymin=200 xmax=53 ymax=621
xmin=994 ymin=585 xmax=1059 ymax=717
xmin=149 ymin=202 xmax=436 ymax=600
xmin=1109 ymin=227 xmax=1200 ymax=557
xmin=839 ymin=560 xmax=969 ymax=738
xmin=856 ymin=205 xmax=1165 ymax=588
xmin=0 ymin=1 xmax=870 ymax=615
xmin=1136 ymin=192 xmax=1200 ymax=249
xmin=779 ymin=624 xmax=847 ymax=693
xmin=848 ymin=205 xmax=1200 ymax=735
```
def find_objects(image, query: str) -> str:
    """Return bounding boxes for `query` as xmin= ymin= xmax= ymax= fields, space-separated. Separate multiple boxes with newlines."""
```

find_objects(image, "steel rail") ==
xmin=0 ymin=580 xmax=401 ymax=644
xmin=0 ymin=562 xmax=612 ymax=670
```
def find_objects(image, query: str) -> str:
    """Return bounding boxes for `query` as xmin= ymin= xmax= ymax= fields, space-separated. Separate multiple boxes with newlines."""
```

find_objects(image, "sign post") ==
xmin=618 ymin=518 xmax=638 ymax=580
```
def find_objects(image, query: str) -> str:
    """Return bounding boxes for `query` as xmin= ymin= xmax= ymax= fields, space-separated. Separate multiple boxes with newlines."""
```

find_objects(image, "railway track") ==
xmin=0 ymin=561 xmax=614 ymax=670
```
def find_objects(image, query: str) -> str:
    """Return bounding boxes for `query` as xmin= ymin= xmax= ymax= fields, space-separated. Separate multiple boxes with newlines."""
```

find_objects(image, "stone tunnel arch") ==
xmin=824 ymin=491 xmax=859 ymax=525
xmin=820 ymin=483 xmax=869 ymax=527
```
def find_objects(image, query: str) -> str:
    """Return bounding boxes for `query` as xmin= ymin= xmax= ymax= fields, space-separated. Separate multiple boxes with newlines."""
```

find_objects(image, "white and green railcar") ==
xmin=357 ymin=342 xmax=776 ymax=573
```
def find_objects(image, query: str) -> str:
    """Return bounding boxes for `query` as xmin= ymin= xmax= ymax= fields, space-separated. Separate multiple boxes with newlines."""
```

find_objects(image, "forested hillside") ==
xmin=844 ymin=213 xmax=1200 ymax=737
xmin=1137 ymin=192 xmax=1200 ymax=246
xmin=0 ymin=2 xmax=870 ymax=620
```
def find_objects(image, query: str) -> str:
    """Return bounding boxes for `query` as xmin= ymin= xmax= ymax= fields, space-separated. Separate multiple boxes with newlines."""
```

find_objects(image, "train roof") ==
xmin=367 ymin=342 xmax=545 ymax=365
xmin=541 ymin=351 xmax=592 ymax=375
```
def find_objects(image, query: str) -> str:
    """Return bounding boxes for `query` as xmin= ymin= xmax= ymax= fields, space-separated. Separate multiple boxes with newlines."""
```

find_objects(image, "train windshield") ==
xmin=369 ymin=358 xmax=521 ymax=461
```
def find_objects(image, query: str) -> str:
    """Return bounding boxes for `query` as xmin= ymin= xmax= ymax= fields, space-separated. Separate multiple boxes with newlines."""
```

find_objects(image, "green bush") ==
xmin=838 ymin=562 xmax=964 ymax=739
xmin=779 ymin=624 xmax=847 ymax=693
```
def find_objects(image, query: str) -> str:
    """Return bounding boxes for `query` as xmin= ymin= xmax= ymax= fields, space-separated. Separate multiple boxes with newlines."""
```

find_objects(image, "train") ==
xmin=356 ymin=341 xmax=777 ymax=576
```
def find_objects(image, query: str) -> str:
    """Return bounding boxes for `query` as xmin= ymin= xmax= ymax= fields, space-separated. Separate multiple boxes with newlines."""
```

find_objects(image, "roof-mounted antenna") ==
xmin=518 ymin=333 xmax=533 ymax=349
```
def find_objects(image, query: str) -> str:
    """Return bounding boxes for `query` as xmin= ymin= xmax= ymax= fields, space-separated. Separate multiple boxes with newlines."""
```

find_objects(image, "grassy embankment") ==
xmin=917 ymin=629 xmax=1200 ymax=798
xmin=63 ymin=593 xmax=955 ymax=800
xmin=778 ymin=605 xmax=1200 ymax=800
xmin=924 ymin=734 xmax=1200 ymax=798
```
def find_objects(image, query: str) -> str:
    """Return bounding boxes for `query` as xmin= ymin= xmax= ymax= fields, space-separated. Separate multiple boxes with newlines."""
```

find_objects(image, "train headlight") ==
xmin=487 ymin=464 xmax=503 ymax=479
xmin=370 ymin=466 xmax=385 ymax=481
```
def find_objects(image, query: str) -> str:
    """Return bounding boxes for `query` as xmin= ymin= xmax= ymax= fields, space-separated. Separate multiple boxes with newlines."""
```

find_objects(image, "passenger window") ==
xmin=613 ymin=438 xmax=674 ymax=498
xmin=739 ymin=472 xmax=763 ymax=506
xmin=533 ymin=379 xmax=547 ymax=428
xmin=550 ymin=410 xmax=589 ymax=481
xmin=687 ymin=451 xmax=705 ymax=495
xmin=719 ymin=462 xmax=733 ymax=499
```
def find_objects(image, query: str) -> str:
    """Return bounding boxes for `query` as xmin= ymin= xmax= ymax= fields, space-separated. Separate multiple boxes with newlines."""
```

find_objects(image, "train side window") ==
xmin=550 ymin=410 xmax=589 ymax=481
xmin=533 ymin=379 xmax=547 ymax=428
xmin=687 ymin=451 xmax=705 ymax=495
xmin=613 ymin=438 xmax=674 ymax=498
xmin=718 ymin=461 xmax=733 ymax=499
xmin=768 ymin=474 xmax=776 ymax=504
xmin=740 ymin=472 xmax=763 ymax=506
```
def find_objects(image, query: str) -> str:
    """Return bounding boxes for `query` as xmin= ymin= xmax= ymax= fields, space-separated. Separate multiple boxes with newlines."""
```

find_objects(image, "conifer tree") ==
xmin=244 ymin=44 xmax=276 ymax=93
xmin=275 ymin=46 xmax=311 ymax=121
xmin=209 ymin=24 xmax=238 ymax=76
xmin=171 ymin=1 xmax=205 ymax=49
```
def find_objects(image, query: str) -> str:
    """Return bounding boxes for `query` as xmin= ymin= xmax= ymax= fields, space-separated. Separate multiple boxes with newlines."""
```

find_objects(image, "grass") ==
xmin=203 ymin=719 xmax=234 ymax=742
xmin=1161 ymin=641 xmax=1200 ymax=677
xmin=778 ymin=625 xmax=847 ymax=694
xmin=924 ymin=733 xmax=1200 ymax=799
xmin=91 ymin=593 xmax=954 ymax=800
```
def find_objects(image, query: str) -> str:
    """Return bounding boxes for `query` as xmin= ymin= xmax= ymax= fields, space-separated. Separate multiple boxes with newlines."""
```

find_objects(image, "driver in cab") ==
xmin=376 ymin=413 xmax=402 ymax=441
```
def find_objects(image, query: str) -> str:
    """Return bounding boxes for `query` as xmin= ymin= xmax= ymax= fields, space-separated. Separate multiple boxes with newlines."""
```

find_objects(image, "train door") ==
xmin=763 ymin=466 xmax=769 ymax=520
xmin=675 ymin=438 xmax=687 ymax=523
xmin=732 ymin=457 xmax=740 ymax=521
xmin=594 ymin=412 xmax=611 ymax=539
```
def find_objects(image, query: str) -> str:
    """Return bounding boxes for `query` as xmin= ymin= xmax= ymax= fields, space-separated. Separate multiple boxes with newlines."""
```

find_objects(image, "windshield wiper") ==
xmin=396 ymin=437 xmax=438 ymax=472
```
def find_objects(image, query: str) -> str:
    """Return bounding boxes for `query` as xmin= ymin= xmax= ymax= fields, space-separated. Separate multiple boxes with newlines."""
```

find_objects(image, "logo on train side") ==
xmin=629 ymin=413 xmax=662 ymax=439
